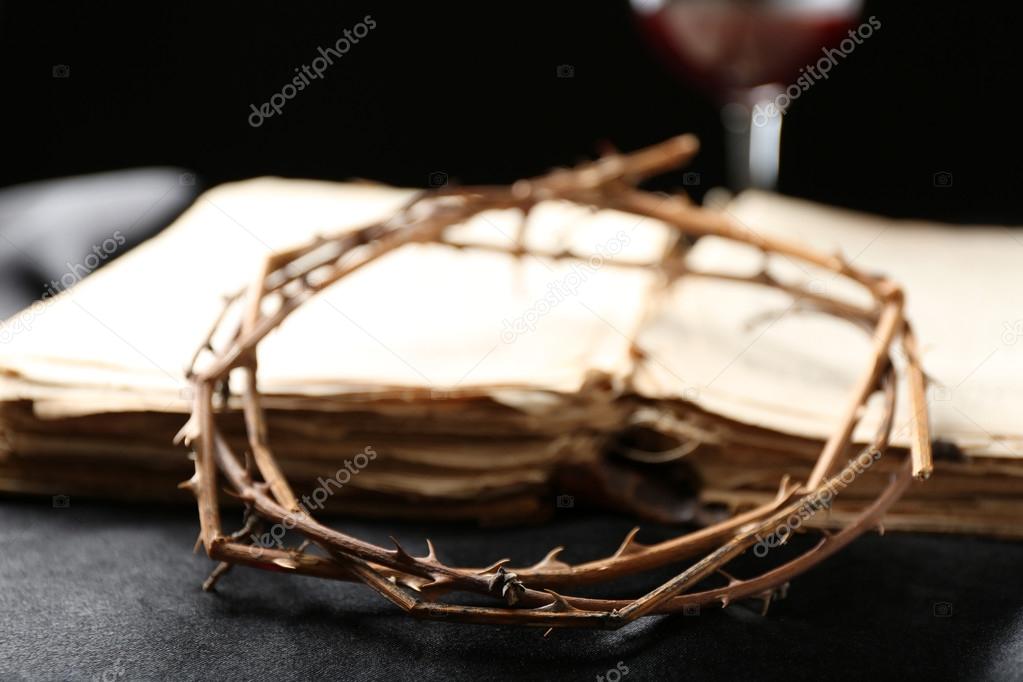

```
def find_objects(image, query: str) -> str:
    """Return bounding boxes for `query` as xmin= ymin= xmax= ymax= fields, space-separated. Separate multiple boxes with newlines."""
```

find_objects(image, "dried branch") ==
xmin=180 ymin=134 xmax=931 ymax=628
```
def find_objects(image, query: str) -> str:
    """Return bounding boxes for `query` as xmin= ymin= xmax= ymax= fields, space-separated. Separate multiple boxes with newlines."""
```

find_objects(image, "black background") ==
xmin=1 ymin=0 xmax=1021 ymax=223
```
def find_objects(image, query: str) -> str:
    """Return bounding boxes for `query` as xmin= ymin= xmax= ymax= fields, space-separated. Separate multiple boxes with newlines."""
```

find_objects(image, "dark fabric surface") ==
xmin=1 ymin=498 xmax=1021 ymax=681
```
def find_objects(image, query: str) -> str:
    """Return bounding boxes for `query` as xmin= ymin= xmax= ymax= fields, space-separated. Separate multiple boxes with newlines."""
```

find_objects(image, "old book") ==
xmin=1 ymin=180 xmax=1020 ymax=534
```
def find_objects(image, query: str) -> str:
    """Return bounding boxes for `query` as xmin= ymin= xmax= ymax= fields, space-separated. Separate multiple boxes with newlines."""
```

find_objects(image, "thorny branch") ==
xmin=178 ymin=134 xmax=931 ymax=629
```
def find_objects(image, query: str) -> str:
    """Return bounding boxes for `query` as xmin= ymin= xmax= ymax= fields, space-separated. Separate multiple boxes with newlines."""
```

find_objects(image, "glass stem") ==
xmin=722 ymin=84 xmax=784 ymax=191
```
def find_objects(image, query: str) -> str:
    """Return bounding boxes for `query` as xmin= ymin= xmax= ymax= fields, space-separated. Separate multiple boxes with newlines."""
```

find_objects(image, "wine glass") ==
xmin=632 ymin=0 xmax=865 ymax=190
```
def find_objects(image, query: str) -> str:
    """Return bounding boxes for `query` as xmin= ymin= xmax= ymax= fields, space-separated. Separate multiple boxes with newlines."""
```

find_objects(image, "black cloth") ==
xmin=1 ymin=498 xmax=1021 ymax=681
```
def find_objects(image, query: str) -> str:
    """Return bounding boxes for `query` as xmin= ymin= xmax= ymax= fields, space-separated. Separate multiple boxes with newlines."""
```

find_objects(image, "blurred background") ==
xmin=0 ymin=0 xmax=1020 ymax=317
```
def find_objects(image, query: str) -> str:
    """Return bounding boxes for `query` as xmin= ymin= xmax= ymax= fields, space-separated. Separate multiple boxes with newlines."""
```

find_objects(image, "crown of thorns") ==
xmin=179 ymin=135 xmax=932 ymax=631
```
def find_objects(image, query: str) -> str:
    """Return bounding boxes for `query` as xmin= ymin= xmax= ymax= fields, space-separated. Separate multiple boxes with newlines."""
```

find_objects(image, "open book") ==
xmin=2 ymin=179 xmax=1021 ymax=534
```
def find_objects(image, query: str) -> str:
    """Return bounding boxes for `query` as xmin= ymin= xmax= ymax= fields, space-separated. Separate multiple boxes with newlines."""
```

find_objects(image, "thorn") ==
xmin=716 ymin=568 xmax=740 ymax=586
xmin=177 ymin=473 xmax=200 ymax=495
xmin=415 ymin=575 xmax=457 ymax=598
xmin=529 ymin=546 xmax=570 ymax=572
xmin=173 ymin=416 xmax=197 ymax=446
xmin=421 ymin=538 xmax=438 ymax=563
xmin=775 ymin=474 xmax=794 ymax=500
xmin=272 ymin=557 xmax=298 ymax=570
xmin=192 ymin=532 xmax=203 ymax=554
xmin=720 ymin=596 xmax=730 ymax=608
xmin=538 ymin=589 xmax=583 ymax=614
xmin=389 ymin=536 xmax=414 ymax=563
xmin=612 ymin=527 xmax=647 ymax=558
xmin=475 ymin=558 xmax=512 ymax=575
xmin=760 ymin=592 xmax=773 ymax=617
xmin=876 ymin=523 xmax=885 ymax=536
xmin=543 ymin=627 xmax=554 ymax=638
xmin=395 ymin=574 xmax=431 ymax=593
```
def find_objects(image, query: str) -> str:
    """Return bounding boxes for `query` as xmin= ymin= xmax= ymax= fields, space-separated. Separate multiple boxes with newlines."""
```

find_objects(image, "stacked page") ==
xmin=1 ymin=180 xmax=1020 ymax=534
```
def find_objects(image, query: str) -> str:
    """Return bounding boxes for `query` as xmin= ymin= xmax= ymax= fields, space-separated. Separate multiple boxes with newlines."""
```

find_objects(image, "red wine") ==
xmin=634 ymin=0 xmax=861 ymax=99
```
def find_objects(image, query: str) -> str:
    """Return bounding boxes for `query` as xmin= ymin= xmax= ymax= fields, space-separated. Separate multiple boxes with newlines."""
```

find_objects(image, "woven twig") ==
xmin=178 ymin=135 xmax=931 ymax=629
